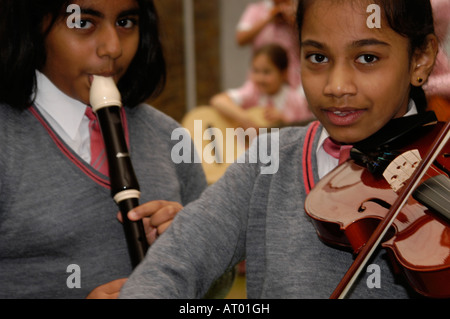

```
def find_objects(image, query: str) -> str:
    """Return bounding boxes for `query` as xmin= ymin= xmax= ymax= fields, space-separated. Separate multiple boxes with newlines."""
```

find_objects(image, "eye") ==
xmin=117 ymin=18 xmax=138 ymax=29
xmin=307 ymin=54 xmax=329 ymax=64
xmin=356 ymin=54 xmax=378 ymax=64
xmin=74 ymin=19 xmax=93 ymax=30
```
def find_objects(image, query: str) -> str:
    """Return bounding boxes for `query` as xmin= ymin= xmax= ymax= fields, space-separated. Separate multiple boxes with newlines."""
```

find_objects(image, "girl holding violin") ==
xmin=117 ymin=0 xmax=445 ymax=298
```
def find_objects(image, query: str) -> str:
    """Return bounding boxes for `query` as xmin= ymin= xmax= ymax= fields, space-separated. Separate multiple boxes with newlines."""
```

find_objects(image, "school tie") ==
xmin=323 ymin=137 xmax=353 ymax=164
xmin=85 ymin=107 xmax=109 ymax=176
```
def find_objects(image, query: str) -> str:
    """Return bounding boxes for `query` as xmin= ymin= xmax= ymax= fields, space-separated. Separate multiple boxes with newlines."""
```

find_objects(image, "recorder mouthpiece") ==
xmin=89 ymin=75 xmax=122 ymax=112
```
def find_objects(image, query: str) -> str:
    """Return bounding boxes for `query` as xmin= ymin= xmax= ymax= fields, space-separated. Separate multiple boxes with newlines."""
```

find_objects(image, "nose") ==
xmin=96 ymin=25 xmax=122 ymax=60
xmin=323 ymin=62 xmax=357 ymax=98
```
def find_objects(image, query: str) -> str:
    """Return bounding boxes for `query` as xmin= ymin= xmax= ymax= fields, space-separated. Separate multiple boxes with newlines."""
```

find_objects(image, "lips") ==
xmin=324 ymin=108 xmax=365 ymax=126
xmin=88 ymin=72 xmax=117 ymax=85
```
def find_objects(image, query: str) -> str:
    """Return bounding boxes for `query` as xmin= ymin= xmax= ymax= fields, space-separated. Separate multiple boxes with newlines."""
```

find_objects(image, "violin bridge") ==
xmin=382 ymin=149 xmax=422 ymax=192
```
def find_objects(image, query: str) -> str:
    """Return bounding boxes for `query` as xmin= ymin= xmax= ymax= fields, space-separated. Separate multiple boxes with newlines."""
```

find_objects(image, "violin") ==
xmin=428 ymin=95 xmax=450 ymax=122
xmin=305 ymin=112 xmax=450 ymax=298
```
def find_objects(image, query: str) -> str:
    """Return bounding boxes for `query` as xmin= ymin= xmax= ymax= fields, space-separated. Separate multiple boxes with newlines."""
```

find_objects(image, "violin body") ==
xmin=305 ymin=121 xmax=450 ymax=298
xmin=428 ymin=96 xmax=450 ymax=122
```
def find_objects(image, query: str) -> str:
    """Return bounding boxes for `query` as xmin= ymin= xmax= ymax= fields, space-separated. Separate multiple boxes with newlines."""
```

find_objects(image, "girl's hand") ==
xmin=86 ymin=278 xmax=127 ymax=299
xmin=117 ymin=200 xmax=183 ymax=245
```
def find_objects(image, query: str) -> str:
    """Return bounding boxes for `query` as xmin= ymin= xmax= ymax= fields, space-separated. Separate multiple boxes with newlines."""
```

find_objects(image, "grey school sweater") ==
xmin=0 ymin=103 xmax=207 ymax=298
xmin=120 ymin=122 xmax=419 ymax=299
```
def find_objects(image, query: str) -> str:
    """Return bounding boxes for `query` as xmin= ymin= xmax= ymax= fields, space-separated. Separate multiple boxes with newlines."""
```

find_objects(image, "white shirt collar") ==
xmin=34 ymin=70 xmax=87 ymax=141
xmin=317 ymin=99 xmax=419 ymax=150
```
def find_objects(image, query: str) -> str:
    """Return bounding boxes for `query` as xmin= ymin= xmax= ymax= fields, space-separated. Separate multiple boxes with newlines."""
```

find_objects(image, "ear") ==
xmin=410 ymin=34 xmax=439 ymax=87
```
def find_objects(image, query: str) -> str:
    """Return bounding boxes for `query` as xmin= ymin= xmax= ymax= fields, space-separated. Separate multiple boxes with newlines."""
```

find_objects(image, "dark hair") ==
xmin=253 ymin=43 xmax=289 ymax=72
xmin=0 ymin=0 xmax=166 ymax=111
xmin=295 ymin=0 xmax=435 ymax=112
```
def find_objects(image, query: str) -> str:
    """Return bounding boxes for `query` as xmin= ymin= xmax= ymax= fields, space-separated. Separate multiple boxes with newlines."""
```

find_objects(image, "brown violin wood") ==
xmin=305 ymin=121 xmax=450 ymax=298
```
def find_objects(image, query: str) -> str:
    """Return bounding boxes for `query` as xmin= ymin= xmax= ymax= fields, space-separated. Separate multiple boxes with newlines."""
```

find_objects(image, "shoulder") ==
xmin=285 ymin=84 xmax=305 ymax=98
xmin=279 ymin=123 xmax=321 ymax=151
xmin=0 ymin=103 xmax=27 ymax=134
xmin=127 ymin=103 xmax=179 ymax=125
xmin=125 ymin=103 xmax=182 ymax=138
xmin=249 ymin=123 xmax=321 ymax=161
xmin=258 ymin=122 xmax=321 ymax=145
xmin=0 ymin=104 xmax=33 ymax=168
xmin=283 ymin=86 xmax=311 ymax=116
xmin=0 ymin=102 xmax=19 ymax=118
xmin=278 ymin=85 xmax=301 ymax=106
xmin=0 ymin=104 xmax=10 ymax=143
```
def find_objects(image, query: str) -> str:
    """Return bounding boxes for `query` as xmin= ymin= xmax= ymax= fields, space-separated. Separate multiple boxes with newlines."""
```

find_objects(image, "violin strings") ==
xmin=394 ymin=149 xmax=450 ymax=211
xmin=413 ymin=189 xmax=450 ymax=214
xmin=413 ymin=175 xmax=450 ymax=208
xmin=416 ymin=157 xmax=450 ymax=204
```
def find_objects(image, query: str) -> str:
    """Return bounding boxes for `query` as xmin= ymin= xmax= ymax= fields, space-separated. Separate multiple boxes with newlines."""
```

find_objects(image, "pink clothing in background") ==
xmin=229 ymin=1 xmax=312 ymax=124
xmin=425 ymin=0 xmax=450 ymax=99
xmin=237 ymin=0 xmax=301 ymax=87
xmin=228 ymin=83 xmax=313 ymax=123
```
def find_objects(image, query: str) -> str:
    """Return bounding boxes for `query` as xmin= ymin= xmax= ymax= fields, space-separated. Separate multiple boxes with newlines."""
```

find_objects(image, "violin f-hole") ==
xmin=358 ymin=198 xmax=392 ymax=213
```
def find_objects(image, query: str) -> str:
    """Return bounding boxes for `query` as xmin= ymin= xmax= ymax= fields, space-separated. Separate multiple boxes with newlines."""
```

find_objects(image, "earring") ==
xmin=417 ymin=77 xmax=423 ymax=84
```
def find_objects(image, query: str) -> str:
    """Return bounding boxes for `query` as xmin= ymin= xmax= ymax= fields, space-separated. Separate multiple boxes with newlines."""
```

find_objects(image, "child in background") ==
xmin=236 ymin=0 xmax=301 ymax=88
xmin=210 ymin=43 xmax=313 ymax=129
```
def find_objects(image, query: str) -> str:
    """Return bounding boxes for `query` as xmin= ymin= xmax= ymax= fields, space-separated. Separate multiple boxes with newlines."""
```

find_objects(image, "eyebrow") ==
xmin=301 ymin=38 xmax=391 ymax=49
xmin=350 ymin=38 xmax=390 ymax=48
xmin=301 ymin=40 xmax=326 ymax=49
xmin=79 ymin=8 xmax=140 ymax=19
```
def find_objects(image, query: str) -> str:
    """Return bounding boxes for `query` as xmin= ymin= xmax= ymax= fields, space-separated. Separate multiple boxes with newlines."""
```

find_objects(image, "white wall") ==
xmin=219 ymin=0 xmax=255 ymax=90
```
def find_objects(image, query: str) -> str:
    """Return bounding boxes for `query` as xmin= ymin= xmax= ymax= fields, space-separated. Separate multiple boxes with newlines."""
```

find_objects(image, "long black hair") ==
xmin=295 ymin=0 xmax=436 ymax=112
xmin=0 ymin=0 xmax=166 ymax=111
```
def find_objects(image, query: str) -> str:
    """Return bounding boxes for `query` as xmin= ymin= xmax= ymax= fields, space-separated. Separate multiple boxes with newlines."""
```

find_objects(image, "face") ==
xmin=41 ymin=0 xmax=140 ymax=105
xmin=251 ymin=54 xmax=287 ymax=96
xmin=300 ymin=0 xmax=416 ymax=144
